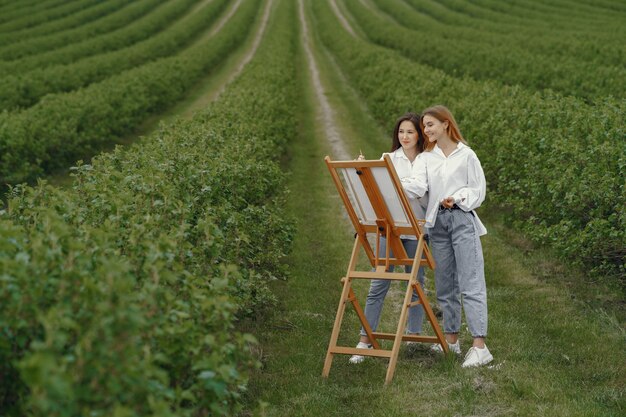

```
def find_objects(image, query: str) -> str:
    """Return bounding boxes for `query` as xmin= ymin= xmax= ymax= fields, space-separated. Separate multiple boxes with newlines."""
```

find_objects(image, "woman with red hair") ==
xmin=405 ymin=105 xmax=493 ymax=368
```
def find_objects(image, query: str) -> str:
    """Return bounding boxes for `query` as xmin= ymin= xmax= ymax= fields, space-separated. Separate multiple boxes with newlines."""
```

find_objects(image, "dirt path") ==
xmin=187 ymin=0 xmax=218 ymax=17
xmin=329 ymin=0 xmax=356 ymax=37
xmin=359 ymin=0 xmax=394 ymax=22
xmin=203 ymin=0 xmax=240 ymax=38
xmin=183 ymin=0 xmax=243 ymax=50
xmin=298 ymin=0 xmax=350 ymax=160
xmin=322 ymin=2 xmax=382 ymax=135
xmin=299 ymin=0 xmax=412 ymax=314
xmin=139 ymin=0 xmax=272 ymax=122
xmin=181 ymin=0 xmax=274 ymax=115
xmin=327 ymin=0 xmax=412 ymax=312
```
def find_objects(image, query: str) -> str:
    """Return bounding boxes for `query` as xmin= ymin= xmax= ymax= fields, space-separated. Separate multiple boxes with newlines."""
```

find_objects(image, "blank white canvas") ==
xmin=371 ymin=167 xmax=411 ymax=227
xmin=340 ymin=166 xmax=411 ymax=227
xmin=341 ymin=167 xmax=376 ymax=225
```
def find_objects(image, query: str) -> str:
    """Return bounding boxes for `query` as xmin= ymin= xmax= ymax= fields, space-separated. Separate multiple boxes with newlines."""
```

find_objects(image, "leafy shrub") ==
xmin=0 ymin=0 xmax=230 ymax=112
xmin=0 ymin=0 xmax=297 ymax=414
xmin=0 ymin=0 xmax=257 ymax=187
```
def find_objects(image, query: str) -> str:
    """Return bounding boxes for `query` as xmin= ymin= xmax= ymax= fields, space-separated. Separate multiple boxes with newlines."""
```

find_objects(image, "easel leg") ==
xmin=412 ymin=237 xmax=449 ymax=354
xmin=385 ymin=275 xmax=413 ymax=385
xmin=414 ymin=282 xmax=449 ymax=354
xmin=348 ymin=288 xmax=381 ymax=350
xmin=322 ymin=237 xmax=362 ymax=378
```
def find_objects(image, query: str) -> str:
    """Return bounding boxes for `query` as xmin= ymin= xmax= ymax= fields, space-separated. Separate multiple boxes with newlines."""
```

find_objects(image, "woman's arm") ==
xmin=403 ymin=154 xmax=428 ymax=198
xmin=451 ymin=154 xmax=486 ymax=211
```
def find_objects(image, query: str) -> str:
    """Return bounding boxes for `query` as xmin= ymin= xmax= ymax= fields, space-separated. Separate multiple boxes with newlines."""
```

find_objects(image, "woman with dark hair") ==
xmin=405 ymin=105 xmax=493 ymax=368
xmin=349 ymin=112 xmax=430 ymax=364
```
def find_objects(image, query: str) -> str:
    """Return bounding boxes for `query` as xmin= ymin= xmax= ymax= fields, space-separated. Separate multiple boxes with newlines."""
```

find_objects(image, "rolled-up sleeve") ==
xmin=453 ymin=154 xmax=486 ymax=211
xmin=403 ymin=155 xmax=428 ymax=198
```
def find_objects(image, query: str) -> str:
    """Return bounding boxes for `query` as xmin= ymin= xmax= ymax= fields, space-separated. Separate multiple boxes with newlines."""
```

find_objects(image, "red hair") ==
xmin=420 ymin=105 xmax=467 ymax=151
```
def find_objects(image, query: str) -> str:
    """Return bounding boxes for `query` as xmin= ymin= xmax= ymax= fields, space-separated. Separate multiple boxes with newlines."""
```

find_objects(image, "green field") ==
xmin=0 ymin=0 xmax=624 ymax=415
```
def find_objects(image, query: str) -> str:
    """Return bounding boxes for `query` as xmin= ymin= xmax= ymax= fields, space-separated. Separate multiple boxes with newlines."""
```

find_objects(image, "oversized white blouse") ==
xmin=404 ymin=142 xmax=488 ymax=236
xmin=382 ymin=148 xmax=429 ymax=239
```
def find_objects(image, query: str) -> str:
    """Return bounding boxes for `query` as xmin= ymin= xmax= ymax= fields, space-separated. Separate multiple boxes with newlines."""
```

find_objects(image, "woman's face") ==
xmin=422 ymin=115 xmax=448 ymax=143
xmin=398 ymin=120 xmax=419 ymax=152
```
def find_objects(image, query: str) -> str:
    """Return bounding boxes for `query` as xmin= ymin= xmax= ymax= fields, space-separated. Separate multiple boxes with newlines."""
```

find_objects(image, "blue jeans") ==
xmin=429 ymin=209 xmax=488 ymax=338
xmin=360 ymin=237 xmax=427 ymax=336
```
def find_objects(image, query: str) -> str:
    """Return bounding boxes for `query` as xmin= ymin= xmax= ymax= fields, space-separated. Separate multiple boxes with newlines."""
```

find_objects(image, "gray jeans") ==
xmin=430 ymin=208 xmax=488 ymax=338
xmin=360 ymin=237 xmax=426 ymax=336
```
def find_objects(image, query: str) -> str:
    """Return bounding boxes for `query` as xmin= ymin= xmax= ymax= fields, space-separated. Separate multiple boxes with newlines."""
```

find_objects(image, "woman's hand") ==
xmin=441 ymin=196 xmax=455 ymax=208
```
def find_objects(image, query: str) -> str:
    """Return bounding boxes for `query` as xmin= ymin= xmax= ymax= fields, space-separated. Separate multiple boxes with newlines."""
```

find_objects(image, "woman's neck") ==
xmin=436 ymin=136 xmax=457 ymax=157
xmin=402 ymin=147 xmax=418 ymax=162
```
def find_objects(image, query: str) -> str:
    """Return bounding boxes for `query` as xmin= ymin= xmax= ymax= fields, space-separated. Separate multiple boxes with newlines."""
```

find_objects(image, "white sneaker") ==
xmin=430 ymin=340 xmax=461 ymax=355
xmin=462 ymin=345 xmax=493 ymax=368
xmin=405 ymin=333 xmax=419 ymax=346
xmin=348 ymin=341 xmax=372 ymax=364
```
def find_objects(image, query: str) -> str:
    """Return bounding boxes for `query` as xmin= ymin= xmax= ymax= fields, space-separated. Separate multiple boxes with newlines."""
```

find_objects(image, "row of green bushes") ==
xmin=0 ymin=0 xmax=297 ymax=414
xmin=0 ymin=0 xmax=68 ymax=22
xmin=437 ymin=0 xmax=626 ymax=29
xmin=313 ymin=0 xmax=625 ymax=284
xmin=0 ymin=0 xmax=191 ymax=76
xmin=431 ymin=0 xmax=623 ymax=34
xmin=468 ymin=0 xmax=624 ymax=26
xmin=0 ymin=0 xmax=228 ymax=112
xmin=0 ymin=0 xmax=190 ymax=75
xmin=0 ymin=0 xmax=154 ymax=61
xmin=0 ymin=0 xmax=32 ymax=16
xmin=400 ymin=0 xmax=625 ymax=68
xmin=347 ymin=0 xmax=624 ymax=101
xmin=0 ymin=0 xmax=133 ymax=48
xmin=0 ymin=0 xmax=257 ymax=188
xmin=0 ymin=0 xmax=48 ymax=21
xmin=506 ymin=0 xmax=610 ymax=20
xmin=0 ymin=0 xmax=100 ymax=34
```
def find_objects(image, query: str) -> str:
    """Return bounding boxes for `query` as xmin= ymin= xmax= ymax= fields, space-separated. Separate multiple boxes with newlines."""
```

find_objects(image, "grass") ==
xmin=241 ymin=2 xmax=625 ymax=415
xmin=482 ymin=208 xmax=625 ymax=330
xmin=244 ymin=139 xmax=625 ymax=415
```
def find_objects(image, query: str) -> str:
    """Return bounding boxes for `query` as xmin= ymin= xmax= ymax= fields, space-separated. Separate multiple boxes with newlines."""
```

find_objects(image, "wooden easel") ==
xmin=322 ymin=155 xmax=448 ymax=385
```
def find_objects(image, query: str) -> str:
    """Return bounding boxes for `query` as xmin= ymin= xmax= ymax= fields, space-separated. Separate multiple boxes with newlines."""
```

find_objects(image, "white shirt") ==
xmin=404 ymin=142 xmax=487 ymax=236
xmin=382 ymin=148 xmax=429 ymax=239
